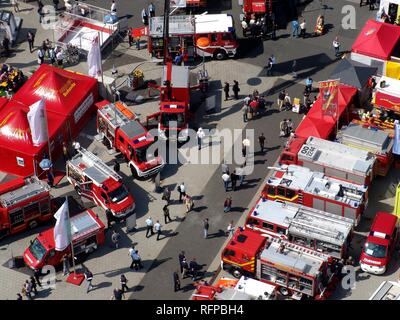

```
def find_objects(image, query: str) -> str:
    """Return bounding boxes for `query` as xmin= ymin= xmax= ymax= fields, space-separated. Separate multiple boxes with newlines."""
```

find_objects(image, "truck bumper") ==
xmin=138 ymin=163 xmax=165 ymax=178
xmin=360 ymin=262 xmax=386 ymax=275
xmin=113 ymin=204 xmax=136 ymax=220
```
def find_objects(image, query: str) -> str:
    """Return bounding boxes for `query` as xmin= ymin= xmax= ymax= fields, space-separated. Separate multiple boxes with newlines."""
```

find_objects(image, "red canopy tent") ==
xmin=352 ymin=20 xmax=400 ymax=60
xmin=12 ymin=64 xmax=98 ymax=139
xmin=307 ymin=85 xmax=357 ymax=124
xmin=0 ymin=100 xmax=68 ymax=177
xmin=295 ymin=116 xmax=335 ymax=140
xmin=0 ymin=97 xmax=8 ymax=111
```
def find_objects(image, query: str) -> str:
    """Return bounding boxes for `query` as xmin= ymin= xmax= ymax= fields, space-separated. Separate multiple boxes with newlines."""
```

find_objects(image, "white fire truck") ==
xmin=369 ymin=281 xmax=400 ymax=300
xmin=262 ymin=165 xmax=368 ymax=225
xmin=66 ymin=148 xmax=135 ymax=219
xmin=0 ymin=176 xmax=52 ymax=239
xmin=245 ymin=198 xmax=354 ymax=260
xmin=146 ymin=14 xmax=239 ymax=60
xmin=298 ymin=136 xmax=376 ymax=186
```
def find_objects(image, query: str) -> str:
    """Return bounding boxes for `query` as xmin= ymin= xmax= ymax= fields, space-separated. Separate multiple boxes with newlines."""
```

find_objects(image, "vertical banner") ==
xmin=393 ymin=123 xmax=400 ymax=155
xmin=319 ymin=79 xmax=340 ymax=117
xmin=27 ymin=99 xmax=48 ymax=146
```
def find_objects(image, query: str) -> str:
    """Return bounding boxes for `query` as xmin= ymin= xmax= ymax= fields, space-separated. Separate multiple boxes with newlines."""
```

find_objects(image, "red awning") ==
xmin=374 ymin=91 xmax=400 ymax=113
xmin=295 ymin=116 xmax=335 ymax=140
xmin=352 ymin=20 xmax=400 ymax=60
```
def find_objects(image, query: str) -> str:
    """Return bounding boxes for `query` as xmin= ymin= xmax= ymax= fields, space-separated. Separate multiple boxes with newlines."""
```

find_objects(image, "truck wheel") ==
xmin=232 ymin=268 xmax=242 ymax=279
xmin=75 ymin=186 xmax=82 ymax=196
xmin=214 ymin=50 xmax=227 ymax=60
xmin=279 ymin=287 xmax=290 ymax=296
xmin=28 ymin=220 xmax=38 ymax=229
xmin=130 ymin=165 xmax=139 ymax=179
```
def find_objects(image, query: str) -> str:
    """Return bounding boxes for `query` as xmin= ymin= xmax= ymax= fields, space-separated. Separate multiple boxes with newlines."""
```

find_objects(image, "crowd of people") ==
xmin=0 ymin=64 xmax=25 ymax=96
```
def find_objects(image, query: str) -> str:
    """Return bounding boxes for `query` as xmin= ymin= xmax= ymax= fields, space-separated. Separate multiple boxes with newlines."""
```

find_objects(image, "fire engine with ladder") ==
xmin=96 ymin=100 xmax=164 ymax=178
xmin=221 ymin=231 xmax=338 ymax=300
xmin=66 ymin=148 xmax=135 ymax=219
xmin=262 ymin=165 xmax=368 ymax=225
xmin=0 ymin=176 xmax=52 ymax=239
xmin=245 ymin=198 xmax=354 ymax=260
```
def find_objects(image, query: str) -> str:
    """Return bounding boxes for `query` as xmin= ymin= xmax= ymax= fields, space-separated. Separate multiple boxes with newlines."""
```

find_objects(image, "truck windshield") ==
xmin=108 ymin=185 xmax=129 ymax=203
xmin=136 ymin=144 xmax=154 ymax=164
xmin=364 ymin=242 xmax=387 ymax=259
xmin=29 ymin=238 xmax=46 ymax=261
xmin=161 ymin=112 xmax=185 ymax=128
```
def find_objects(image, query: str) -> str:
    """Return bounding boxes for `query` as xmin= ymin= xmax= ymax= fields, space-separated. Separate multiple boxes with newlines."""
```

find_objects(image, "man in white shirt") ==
xmin=196 ymin=127 xmax=206 ymax=150
xmin=333 ymin=37 xmax=340 ymax=57
xmin=110 ymin=0 xmax=116 ymax=13
xmin=222 ymin=173 xmax=230 ymax=192
xmin=145 ymin=216 xmax=154 ymax=238
xmin=300 ymin=19 xmax=306 ymax=38
xmin=154 ymin=220 xmax=162 ymax=241
xmin=177 ymin=182 xmax=186 ymax=202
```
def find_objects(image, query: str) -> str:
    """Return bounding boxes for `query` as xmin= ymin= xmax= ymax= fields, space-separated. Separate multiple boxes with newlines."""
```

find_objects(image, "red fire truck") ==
xmin=337 ymin=123 xmax=394 ymax=177
xmin=262 ymin=165 xmax=368 ymax=225
xmin=296 ymin=136 xmax=376 ymax=186
xmin=147 ymin=63 xmax=193 ymax=142
xmin=245 ymin=198 xmax=354 ymax=260
xmin=221 ymin=230 xmax=338 ymax=299
xmin=23 ymin=209 xmax=105 ymax=270
xmin=192 ymin=276 xmax=276 ymax=300
xmin=145 ymin=14 xmax=239 ymax=60
xmin=0 ymin=176 xmax=52 ymax=239
xmin=66 ymin=148 xmax=135 ymax=219
xmin=96 ymin=100 xmax=164 ymax=178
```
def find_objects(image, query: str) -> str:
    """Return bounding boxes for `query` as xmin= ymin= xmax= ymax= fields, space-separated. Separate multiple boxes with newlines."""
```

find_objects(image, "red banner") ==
xmin=319 ymin=79 xmax=340 ymax=116
xmin=374 ymin=91 xmax=400 ymax=113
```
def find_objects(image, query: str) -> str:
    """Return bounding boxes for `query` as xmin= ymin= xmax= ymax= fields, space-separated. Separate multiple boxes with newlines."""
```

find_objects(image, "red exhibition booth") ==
xmin=0 ymin=65 xmax=98 ymax=177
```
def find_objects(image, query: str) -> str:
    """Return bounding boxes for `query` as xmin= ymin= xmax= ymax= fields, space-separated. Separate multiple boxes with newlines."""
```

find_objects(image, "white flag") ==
xmin=394 ymin=123 xmax=400 ymax=155
xmin=87 ymin=35 xmax=102 ymax=78
xmin=27 ymin=99 xmax=48 ymax=147
xmin=53 ymin=199 xmax=72 ymax=251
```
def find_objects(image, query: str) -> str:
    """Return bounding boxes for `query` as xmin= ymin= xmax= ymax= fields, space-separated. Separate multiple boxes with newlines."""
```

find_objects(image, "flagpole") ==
xmin=66 ymin=195 xmax=77 ymax=279
xmin=43 ymin=102 xmax=52 ymax=165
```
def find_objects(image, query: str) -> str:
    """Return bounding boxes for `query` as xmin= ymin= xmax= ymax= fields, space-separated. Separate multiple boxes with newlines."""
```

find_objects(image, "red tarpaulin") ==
xmin=0 ymin=97 xmax=8 ymax=111
xmin=12 ymin=64 xmax=98 ymax=138
xmin=375 ymin=91 xmax=400 ymax=113
xmin=295 ymin=116 xmax=336 ymax=140
xmin=307 ymin=85 xmax=357 ymax=124
xmin=352 ymin=20 xmax=400 ymax=60
xmin=0 ymin=100 xmax=68 ymax=177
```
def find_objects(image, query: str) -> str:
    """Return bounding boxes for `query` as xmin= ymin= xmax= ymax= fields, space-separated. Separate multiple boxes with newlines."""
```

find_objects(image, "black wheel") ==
xmin=130 ymin=165 xmax=139 ymax=179
xmin=214 ymin=50 xmax=227 ymax=60
xmin=232 ymin=268 xmax=242 ymax=279
xmin=75 ymin=186 xmax=82 ymax=196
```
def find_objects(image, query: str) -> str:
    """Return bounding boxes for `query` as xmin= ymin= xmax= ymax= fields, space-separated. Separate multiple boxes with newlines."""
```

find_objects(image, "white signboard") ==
xmin=16 ymin=157 xmax=25 ymax=167
xmin=170 ymin=0 xmax=187 ymax=8
xmin=74 ymin=93 xmax=94 ymax=124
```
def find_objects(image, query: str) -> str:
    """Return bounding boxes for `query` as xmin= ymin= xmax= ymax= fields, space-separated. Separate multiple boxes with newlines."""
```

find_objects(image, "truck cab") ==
xmin=23 ymin=209 xmax=105 ymax=270
xmin=278 ymin=137 xmax=306 ymax=165
xmin=96 ymin=100 xmax=164 ymax=178
xmin=221 ymin=228 xmax=266 ymax=279
xmin=360 ymin=212 xmax=398 ymax=275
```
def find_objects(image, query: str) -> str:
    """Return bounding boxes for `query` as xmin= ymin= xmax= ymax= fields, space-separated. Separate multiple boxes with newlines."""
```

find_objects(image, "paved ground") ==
xmin=0 ymin=0 xmax=396 ymax=301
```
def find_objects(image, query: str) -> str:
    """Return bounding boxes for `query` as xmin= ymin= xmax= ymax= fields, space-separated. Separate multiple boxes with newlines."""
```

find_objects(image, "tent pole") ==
xmin=66 ymin=195 xmax=77 ymax=279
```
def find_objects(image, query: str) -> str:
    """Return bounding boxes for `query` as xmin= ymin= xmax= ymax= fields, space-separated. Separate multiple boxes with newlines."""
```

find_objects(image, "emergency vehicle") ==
xmin=147 ymin=63 xmax=192 ymax=142
xmin=23 ymin=209 xmax=105 ymax=270
xmin=359 ymin=212 xmax=398 ymax=275
xmin=66 ymin=148 xmax=135 ymax=219
xmin=262 ymin=165 xmax=368 ymax=224
xmin=297 ymin=136 xmax=376 ymax=186
xmin=337 ymin=123 xmax=394 ymax=176
xmin=96 ymin=100 xmax=164 ymax=178
xmin=245 ymin=198 xmax=354 ymax=260
xmin=221 ymin=230 xmax=338 ymax=300
xmin=0 ymin=176 xmax=52 ymax=239
xmin=191 ymin=276 xmax=276 ymax=300
xmin=369 ymin=281 xmax=400 ymax=300
xmin=146 ymin=14 xmax=238 ymax=60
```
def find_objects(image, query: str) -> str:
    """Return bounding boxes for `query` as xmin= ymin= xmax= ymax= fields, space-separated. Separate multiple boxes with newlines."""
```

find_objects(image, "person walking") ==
xmin=278 ymin=90 xmax=285 ymax=111
xmin=203 ymin=218 xmax=209 ymax=239
xmin=242 ymin=138 xmax=250 ymax=158
xmin=120 ymin=274 xmax=129 ymax=293
xmin=173 ymin=271 xmax=181 ymax=292
xmin=244 ymin=94 xmax=251 ymax=106
xmin=181 ymin=258 xmax=189 ymax=279
xmin=232 ymin=80 xmax=240 ymax=99
xmin=56 ymin=47 xmax=64 ymax=67
xmin=27 ymin=31 xmax=35 ymax=53
xmin=284 ymin=92 xmax=292 ymax=111
xmin=106 ymin=208 xmax=114 ymax=229
xmin=84 ymin=268 xmax=94 ymax=293
xmin=266 ymin=57 xmax=273 ymax=76
xmin=284 ymin=119 xmax=291 ymax=137
xmin=177 ymin=182 xmax=186 ymax=202
xmin=111 ymin=230 xmax=120 ymax=249
xmin=305 ymin=77 xmax=313 ymax=93
xmin=189 ymin=258 xmax=199 ymax=281
xmin=258 ymin=133 xmax=266 ymax=153
xmin=49 ymin=46 xmax=56 ymax=65
xmin=148 ymin=2 xmax=156 ymax=17
xmin=154 ymin=220 xmax=162 ymax=241
xmin=279 ymin=119 xmax=287 ymax=137
xmin=33 ymin=269 xmax=42 ymax=287
xmin=24 ymin=280 xmax=33 ymax=300
xmin=145 ymin=216 xmax=154 ymax=238
xmin=333 ymin=36 xmax=341 ymax=57
xmin=235 ymin=165 xmax=245 ymax=186
xmin=37 ymin=46 xmax=45 ymax=65
xmin=37 ymin=0 xmax=44 ymax=24
xmin=162 ymin=187 xmax=171 ymax=204
xmin=300 ymin=19 xmax=306 ymax=38
xmin=222 ymin=172 xmax=230 ymax=192
xmin=133 ymin=249 xmax=143 ymax=270
xmin=111 ymin=288 xmax=124 ymax=300
xmin=223 ymin=82 xmax=230 ymax=101
xmin=141 ymin=8 xmax=149 ymax=26
xmin=226 ymin=221 xmax=235 ymax=237
xmin=196 ymin=127 xmax=205 ymax=150
xmin=230 ymin=171 xmax=238 ymax=191
xmin=224 ymin=196 xmax=232 ymax=213
xmin=62 ymin=254 xmax=70 ymax=276
xmin=287 ymin=119 xmax=294 ymax=135
xmin=30 ymin=276 xmax=38 ymax=295
xmin=184 ymin=194 xmax=194 ymax=213
xmin=291 ymin=19 xmax=300 ymax=37
xmin=110 ymin=0 xmax=116 ymax=13
xmin=178 ymin=251 xmax=186 ymax=274
xmin=163 ymin=205 xmax=172 ymax=224
xmin=128 ymin=245 xmax=137 ymax=269
xmin=242 ymin=103 xmax=249 ymax=122
xmin=11 ymin=0 xmax=20 ymax=12
xmin=221 ymin=160 xmax=230 ymax=175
